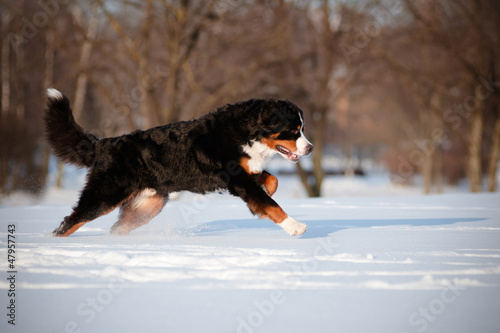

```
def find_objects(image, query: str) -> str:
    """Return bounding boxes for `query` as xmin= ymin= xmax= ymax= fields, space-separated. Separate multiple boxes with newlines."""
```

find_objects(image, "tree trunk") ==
xmin=344 ymin=106 xmax=354 ymax=177
xmin=422 ymin=149 xmax=433 ymax=194
xmin=138 ymin=59 xmax=154 ymax=128
xmin=422 ymin=91 xmax=443 ymax=194
xmin=467 ymin=101 xmax=484 ymax=192
xmin=0 ymin=12 xmax=10 ymax=191
xmin=296 ymin=162 xmax=317 ymax=197
xmin=41 ymin=28 xmax=55 ymax=190
xmin=56 ymin=160 xmax=64 ymax=188
xmin=15 ymin=28 xmax=25 ymax=125
xmin=434 ymin=144 xmax=444 ymax=193
xmin=44 ymin=28 xmax=54 ymax=90
xmin=487 ymin=113 xmax=500 ymax=192
xmin=56 ymin=7 xmax=98 ymax=188
xmin=295 ymin=108 xmax=325 ymax=198
xmin=138 ymin=0 xmax=155 ymax=128
xmin=165 ymin=58 xmax=181 ymax=124
xmin=1 ymin=12 xmax=10 ymax=121
xmin=312 ymin=118 xmax=326 ymax=196
xmin=72 ymin=6 xmax=98 ymax=120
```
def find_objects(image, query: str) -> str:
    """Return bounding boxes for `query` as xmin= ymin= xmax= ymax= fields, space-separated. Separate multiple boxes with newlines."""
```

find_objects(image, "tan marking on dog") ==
xmin=240 ymin=157 xmax=253 ymax=175
xmin=259 ymin=172 xmax=278 ymax=196
xmin=261 ymin=134 xmax=299 ymax=154
xmin=111 ymin=190 xmax=164 ymax=235
xmin=55 ymin=222 xmax=88 ymax=237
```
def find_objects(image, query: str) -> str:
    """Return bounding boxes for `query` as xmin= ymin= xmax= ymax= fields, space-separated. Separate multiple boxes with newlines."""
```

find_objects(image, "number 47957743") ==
xmin=7 ymin=224 xmax=16 ymax=270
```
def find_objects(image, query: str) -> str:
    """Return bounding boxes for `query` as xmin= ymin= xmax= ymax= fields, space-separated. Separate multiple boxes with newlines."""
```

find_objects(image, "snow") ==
xmin=1 ymin=167 xmax=500 ymax=332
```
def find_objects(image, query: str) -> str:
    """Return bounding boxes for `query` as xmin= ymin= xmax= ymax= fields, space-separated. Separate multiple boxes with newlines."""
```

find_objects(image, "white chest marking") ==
xmin=241 ymin=141 xmax=277 ymax=173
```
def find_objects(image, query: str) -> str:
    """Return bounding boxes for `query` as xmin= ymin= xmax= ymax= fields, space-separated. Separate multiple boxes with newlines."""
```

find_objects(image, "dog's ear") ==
xmin=242 ymin=99 xmax=302 ymax=140
xmin=258 ymin=99 xmax=300 ymax=134
xmin=240 ymin=99 xmax=277 ymax=139
xmin=238 ymin=99 xmax=271 ymax=139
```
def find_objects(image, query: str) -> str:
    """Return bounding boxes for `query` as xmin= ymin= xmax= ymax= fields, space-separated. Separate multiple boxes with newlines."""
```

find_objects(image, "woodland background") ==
xmin=0 ymin=0 xmax=499 ymax=198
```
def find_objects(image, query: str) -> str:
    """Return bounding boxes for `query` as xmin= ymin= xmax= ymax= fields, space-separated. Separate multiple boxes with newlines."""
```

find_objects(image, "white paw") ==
xmin=279 ymin=217 xmax=307 ymax=236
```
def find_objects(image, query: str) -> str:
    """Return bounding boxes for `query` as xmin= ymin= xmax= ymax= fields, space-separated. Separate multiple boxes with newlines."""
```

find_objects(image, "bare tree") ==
xmin=99 ymin=0 xmax=218 ymax=128
xmin=404 ymin=0 xmax=500 ymax=192
xmin=54 ymin=4 xmax=99 ymax=187
xmin=1 ymin=0 xmax=498 ymax=198
xmin=258 ymin=0 xmax=347 ymax=197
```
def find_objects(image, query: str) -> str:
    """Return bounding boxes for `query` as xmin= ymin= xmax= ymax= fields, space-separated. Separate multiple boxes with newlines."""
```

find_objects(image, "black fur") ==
xmin=44 ymin=90 xmax=309 ymax=236
xmin=44 ymin=93 xmax=98 ymax=168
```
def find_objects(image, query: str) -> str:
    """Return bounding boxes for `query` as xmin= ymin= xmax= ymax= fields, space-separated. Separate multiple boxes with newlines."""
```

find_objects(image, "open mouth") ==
xmin=276 ymin=145 xmax=300 ymax=163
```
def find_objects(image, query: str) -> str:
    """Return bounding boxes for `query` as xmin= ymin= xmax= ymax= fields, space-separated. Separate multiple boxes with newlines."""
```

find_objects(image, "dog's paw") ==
xmin=279 ymin=217 xmax=307 ymax=236
xmin=52 ymin=222 xmax=68 ymax=237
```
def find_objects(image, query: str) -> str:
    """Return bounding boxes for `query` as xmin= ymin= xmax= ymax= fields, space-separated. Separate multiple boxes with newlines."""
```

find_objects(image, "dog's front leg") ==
xmin=250 ymin=195 xmax=307 ymax=236
xmin=258 ymin=170 xmax=278 ymax=197
xmin=230 ymin=177 xmax=306 ymax=236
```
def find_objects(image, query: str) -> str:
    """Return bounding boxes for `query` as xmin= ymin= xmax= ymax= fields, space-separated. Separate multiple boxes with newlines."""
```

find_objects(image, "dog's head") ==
xmin=241 ymin=99 xmax=314 ymax=167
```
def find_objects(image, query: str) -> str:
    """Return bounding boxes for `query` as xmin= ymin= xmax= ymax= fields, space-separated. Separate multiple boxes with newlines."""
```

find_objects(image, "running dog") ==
xmin=44 ymin=89 xmax=313 ymax=237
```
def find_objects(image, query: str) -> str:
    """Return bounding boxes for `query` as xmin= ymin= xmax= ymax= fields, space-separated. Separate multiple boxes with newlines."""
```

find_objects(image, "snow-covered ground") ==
xmin=1 ymin=162 xmax=500 ymax=333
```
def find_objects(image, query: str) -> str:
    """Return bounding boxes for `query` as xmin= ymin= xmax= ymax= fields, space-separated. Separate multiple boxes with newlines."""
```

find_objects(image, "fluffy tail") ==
xmin=44 ymin=88 xmax=98 ymax=168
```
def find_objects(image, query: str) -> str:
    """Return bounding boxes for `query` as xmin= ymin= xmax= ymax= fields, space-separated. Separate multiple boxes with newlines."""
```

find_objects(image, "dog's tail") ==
xmin=44 ymin=88 xmax=98 ymax=168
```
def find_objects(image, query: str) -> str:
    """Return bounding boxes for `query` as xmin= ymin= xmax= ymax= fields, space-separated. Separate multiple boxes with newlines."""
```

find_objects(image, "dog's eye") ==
xmin=290 ymin=129 xmax=299 ymax=135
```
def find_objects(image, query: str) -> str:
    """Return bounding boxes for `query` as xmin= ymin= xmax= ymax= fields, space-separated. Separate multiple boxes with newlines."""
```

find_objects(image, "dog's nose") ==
xmin=306 ymin=144 xmax=314 ymax=155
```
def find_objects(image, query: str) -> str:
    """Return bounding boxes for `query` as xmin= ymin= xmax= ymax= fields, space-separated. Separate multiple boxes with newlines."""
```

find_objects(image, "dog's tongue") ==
xmin=276 ymin=145 xmax=300 ymax=163
xmin=288 ymin=153 xmax=299 ymax=163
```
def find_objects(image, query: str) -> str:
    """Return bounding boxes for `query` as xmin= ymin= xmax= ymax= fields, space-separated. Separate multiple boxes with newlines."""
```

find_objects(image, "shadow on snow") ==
xmin=193 ymin=217 xmax=488 ymax=239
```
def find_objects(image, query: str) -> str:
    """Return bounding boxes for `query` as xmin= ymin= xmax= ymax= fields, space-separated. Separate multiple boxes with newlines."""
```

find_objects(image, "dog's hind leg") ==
xmin=52 ymin=178 xmax=134 ymax=237
xmin=53 ymin=197 xmax=123 ymax=237
xmin=110 ymin=188 xmax=166 ymax=235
